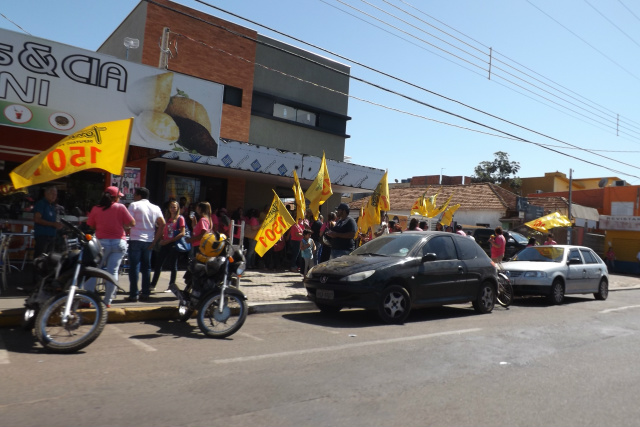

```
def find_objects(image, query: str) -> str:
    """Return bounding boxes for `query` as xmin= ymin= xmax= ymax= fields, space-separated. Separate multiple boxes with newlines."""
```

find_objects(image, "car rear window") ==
xmin=512 ymin=246 xmax=565 ymax=262
xmin=455 ymin=236 xmax=483 ymax=260
xmin=423 ymin=236 xmax=457 ymax=260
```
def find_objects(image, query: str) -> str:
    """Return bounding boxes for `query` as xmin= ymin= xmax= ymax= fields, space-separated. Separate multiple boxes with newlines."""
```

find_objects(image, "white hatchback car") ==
xmin=502 ymin=245 xmax=609 ymax=304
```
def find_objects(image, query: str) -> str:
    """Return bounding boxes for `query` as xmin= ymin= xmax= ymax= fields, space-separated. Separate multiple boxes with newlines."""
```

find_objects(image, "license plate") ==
xmin=317 ymin=289 xmax=334 ymax=299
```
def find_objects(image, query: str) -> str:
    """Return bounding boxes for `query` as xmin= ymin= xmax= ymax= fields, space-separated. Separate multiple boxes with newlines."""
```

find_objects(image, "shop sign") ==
xmin=0 ymin=28 xmax=223 ymax=156
xmin=599 ymin=215 xmax=640 ymax=231
xmin=110 ymin=167 xmax=141 ymax=202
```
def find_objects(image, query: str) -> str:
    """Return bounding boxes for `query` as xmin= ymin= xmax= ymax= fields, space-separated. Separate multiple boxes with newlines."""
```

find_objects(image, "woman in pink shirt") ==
xmin=150 ymin=200 xmax=185 ymax=294
xmin=489 ymin=226 xmax=506 ymax=263
xmin=85 ymin=186 xmax=135 ymax=307
xmin=189 ymin=201 xmax=212 ymax=252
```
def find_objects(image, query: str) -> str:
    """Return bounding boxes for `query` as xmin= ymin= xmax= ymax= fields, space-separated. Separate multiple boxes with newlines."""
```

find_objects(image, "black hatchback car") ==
xmin=304 ymin=231 xmax=498 ymax=324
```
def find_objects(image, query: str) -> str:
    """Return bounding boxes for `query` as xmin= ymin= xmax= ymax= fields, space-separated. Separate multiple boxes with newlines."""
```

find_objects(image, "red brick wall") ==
xmin=142 ymin=0 xmax=256 ymax=143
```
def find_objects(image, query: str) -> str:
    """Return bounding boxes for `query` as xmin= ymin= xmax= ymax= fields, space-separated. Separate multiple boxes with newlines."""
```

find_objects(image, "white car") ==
xmin=502 ymin=245 xmax=609 ymax=304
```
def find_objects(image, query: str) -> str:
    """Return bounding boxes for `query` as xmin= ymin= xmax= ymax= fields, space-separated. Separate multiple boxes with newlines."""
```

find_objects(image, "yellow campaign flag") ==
xmin=365 ymin=197 xmax=380 ymax=230
xmin=292 ymin=170 xmax=305 ymax=222
xmin=374 ymin=171 xmax=390 ymax=212
xmin=429 ymin=193 xmax=453 ymax=218
xmin=305 ymin=152 xmax=332 ymax=219
xmin=10 ymin=118 xmax=133 ymax=189
xmin=525 ymin=211 xmax=572 ymax=232
xmin=439 ymin=203 xmax=460 ymax=226
xmin=410 ymin=195 xmax=424 ymax=216
xmin=357 ymin=206 xmax=366 ymax=234
xmin=254 ymin=190 xmax=296 ymax=257
xmin=425 ymin=194 xmax=437 ymax=216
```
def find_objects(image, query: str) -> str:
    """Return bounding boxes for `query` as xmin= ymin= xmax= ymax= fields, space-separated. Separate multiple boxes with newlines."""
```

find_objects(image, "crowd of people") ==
xmin=33 ymin=185 xmax=579 ymax=306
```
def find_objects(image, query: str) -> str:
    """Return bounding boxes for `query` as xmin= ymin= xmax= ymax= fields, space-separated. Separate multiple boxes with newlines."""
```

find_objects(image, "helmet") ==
xmin=199 ymin=232 xmax=226 ymax=258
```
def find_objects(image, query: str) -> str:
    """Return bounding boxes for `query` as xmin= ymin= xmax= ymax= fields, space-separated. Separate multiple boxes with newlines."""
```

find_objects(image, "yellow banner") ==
xmin=255 ymin=190 xmax=296 ymax=257
xmin=430 ymin=193 xmax=453 ymax=218
xmin=439 ymin=203 xmax=460 ymax=226
xmin=305 ymin=152 xmax=332 ymax=219
xmin=525 ymin=211 xmax=572 ymax=232
xmin=10 ymin=118 xmax=133 ymax=189
xmin=292 ymin=170 xmax=305 ymax=222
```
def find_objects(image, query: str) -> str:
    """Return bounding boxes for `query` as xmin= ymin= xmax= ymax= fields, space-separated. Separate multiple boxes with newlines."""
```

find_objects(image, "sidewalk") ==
xmin=1 ymin=269 xmax=640 ymax=327
xmin=0 ymin=268 xmax=314 ymax=327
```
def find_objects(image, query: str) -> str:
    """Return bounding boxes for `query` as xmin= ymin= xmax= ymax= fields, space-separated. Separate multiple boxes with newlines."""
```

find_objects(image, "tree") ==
xmin=472 ymin=151 xmax=522 ymax=192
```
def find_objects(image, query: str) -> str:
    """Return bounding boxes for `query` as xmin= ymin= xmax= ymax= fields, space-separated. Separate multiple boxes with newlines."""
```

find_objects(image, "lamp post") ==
xmin=440 ymin=168 xmax=445 ymax=185
xmin=124 ymin=37 xmax=139 ymax=60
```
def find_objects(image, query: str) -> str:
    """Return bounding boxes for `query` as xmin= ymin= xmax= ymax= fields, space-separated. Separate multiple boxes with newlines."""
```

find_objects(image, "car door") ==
xmin=565 ymin=248 xmax=587 ymax=293
xmin=415 ymin=235 xmax=465 ymax=304
xmin=580 ymin=248 xmax=604 ymax=292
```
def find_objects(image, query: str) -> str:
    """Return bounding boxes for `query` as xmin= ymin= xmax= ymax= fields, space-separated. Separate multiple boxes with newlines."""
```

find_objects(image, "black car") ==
xmin=468 ymin=228 xmax=529 ymax=260
xmin=304 ymin=231 xmax=498 ymax=324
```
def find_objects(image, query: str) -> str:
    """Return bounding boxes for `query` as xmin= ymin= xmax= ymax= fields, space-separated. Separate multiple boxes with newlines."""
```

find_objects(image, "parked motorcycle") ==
xmin=170 ymin=231 xmax=248 ymax=338
xmin=22 ymin=218 xmax=111 ymax=353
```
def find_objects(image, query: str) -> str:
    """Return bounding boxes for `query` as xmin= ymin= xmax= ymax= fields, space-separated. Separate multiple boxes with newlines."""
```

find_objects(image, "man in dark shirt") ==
xmin=325 ymin=203 xmax=356 ymax=259
xmin=306 ymin=208 xmax=323 ymax=264
xmin=33 ymin=185 xmax=63 ymax=257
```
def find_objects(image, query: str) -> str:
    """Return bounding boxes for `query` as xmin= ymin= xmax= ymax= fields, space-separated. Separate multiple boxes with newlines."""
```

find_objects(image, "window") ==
xmin=568 ymin=249 xmax=582 ymax=264
xmin=580 ymin=249 xmax=598 ymax=264
xmin=455 ymin=237 xmax=480 ymax=260
xmin=423 ymin=236 xmax=457 ymax=260
xmin=223 ymin=85 xmax=242 ymax=107
xmin=296 ymin=108 xmax=316 ymax=126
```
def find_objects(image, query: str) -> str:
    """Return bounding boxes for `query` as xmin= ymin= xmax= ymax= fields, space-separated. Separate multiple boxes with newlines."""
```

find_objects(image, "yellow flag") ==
xmin=365 ymin=197 xmax=380 ymax=230
xmin=357 ymin=207 xmax=366 ymax=234
xmin=305 ymin=152 xmax=332 ymax=219
xmin=439 ymin=204 xmax=460 ymax=226
xmin=376 ymin=171 xmax=390 ymax=211
xmin=429 ymin=193 xmax=453 ymax=218
xmin=292 ymin=170 xmax=305 ymax=222
xmin=254 ymin=190 xmax=296 ymax=257
xmin=525 ymin=211 xmax=571 ymax=232
xmin=10 ymin=118 xmax=133 ymax=189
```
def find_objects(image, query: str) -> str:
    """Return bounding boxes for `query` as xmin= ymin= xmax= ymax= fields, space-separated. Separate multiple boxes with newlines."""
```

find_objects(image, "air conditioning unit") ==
xmin=614 ymin=180 xmax=626 ymax=187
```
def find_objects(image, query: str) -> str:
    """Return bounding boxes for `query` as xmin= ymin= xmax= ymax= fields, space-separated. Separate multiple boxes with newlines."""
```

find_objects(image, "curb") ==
xmin=0 ymin=301 xmax=317 ymax=328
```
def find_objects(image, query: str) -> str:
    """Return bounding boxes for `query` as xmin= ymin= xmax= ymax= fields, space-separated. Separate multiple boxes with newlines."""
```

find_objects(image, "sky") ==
xmin=2 ymin=0 xmax=640 ymax=185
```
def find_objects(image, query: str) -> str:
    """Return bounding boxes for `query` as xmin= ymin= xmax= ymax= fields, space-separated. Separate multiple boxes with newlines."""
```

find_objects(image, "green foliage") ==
xmin=472 ymin=151 xmax=521 ymax=192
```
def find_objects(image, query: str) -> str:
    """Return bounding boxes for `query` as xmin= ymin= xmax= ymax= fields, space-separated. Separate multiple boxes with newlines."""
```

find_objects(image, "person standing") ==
xmin=318 ymin=212 xmax=336 ymax=263
xmin=489 ymin=226 xmax=506 ymax=263
xmin=325 ymin=203 xmax=357 ymax=259
xmin=33 ymin=185 xmax=63 ymax=257
xmin=605 ymin=246 xmax=615 ymax=273
xmin=189 ymin=201 xmax=212 ymax=255
xmin=85 ymin=186 xmax=135 ymax=307
xmin=306 ymin=208 xmax=323 ymax=265
xmin=127 ymin=187 xmax=165 ymax=301
xmin=543 ymin=233 xmax=557 ymax=245
xmin=243 ymin=208 xmax=261 ymax=269
xmin=300 ymin=229 xmax=315 ymax=275
xmin=150 ymin=200 xmax=185 ymax=294
xmin=287 ymin=218 xmax=304 ymax=272
xmin=455 ymin=224 xmax=466 ymax=236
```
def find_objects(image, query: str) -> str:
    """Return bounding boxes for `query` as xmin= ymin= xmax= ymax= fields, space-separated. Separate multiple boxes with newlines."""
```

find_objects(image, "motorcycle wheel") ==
xmin=197 ymin=290 xmax=248 ymax=339
xmin=34 ymin=290 xmax=107 ymax=353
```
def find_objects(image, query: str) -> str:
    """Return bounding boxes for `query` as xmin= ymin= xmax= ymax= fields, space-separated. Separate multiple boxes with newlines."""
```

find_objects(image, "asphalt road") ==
xmin=2 ymin=290 xmax=640 ymax=427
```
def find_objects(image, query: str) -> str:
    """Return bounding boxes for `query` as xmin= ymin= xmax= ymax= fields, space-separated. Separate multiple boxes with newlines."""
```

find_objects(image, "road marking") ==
xmin=599 ymin=305 xmax=640 ymax=314
xmin=0 ymin=333 xmax=8 ymax=365
xmin=110 ymin=326 xmax=157 ymax=352
xmin=212 ymin=328 xmax=481 ymax=364
xmin=237 ymin=332 xmax=264 ymax=341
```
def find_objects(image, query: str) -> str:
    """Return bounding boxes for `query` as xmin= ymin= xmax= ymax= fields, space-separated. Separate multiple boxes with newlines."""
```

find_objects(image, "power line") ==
xmin=618 ymin=0 xmax=640 ymax=23
xmin=525 ymin=0 xmax=640 ymax=82
xmin=584 ymin=0 xmax=640 ymax=50
xmin=0 ymin=12 xmax=31 ymax=35
xmin=145 ymin=0 xmax=640 ymax=179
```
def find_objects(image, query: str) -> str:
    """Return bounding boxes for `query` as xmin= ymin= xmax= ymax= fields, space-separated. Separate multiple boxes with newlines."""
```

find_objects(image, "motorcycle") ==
xmin=22 ymin=218 xmax=111 ymax=353
xmin=170 ymin=232 xmax=248 ymax=338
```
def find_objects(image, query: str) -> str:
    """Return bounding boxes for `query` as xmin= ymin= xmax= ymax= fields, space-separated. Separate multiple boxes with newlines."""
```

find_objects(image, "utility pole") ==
xmin=567 ymin=169 xmax=573 ymax=245
xmin=159 ymin=27 xmax=170 ymax=69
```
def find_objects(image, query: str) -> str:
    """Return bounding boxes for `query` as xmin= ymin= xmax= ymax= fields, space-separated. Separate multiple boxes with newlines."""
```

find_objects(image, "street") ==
xmin=2 ymin=290 xmax=640 ymax=427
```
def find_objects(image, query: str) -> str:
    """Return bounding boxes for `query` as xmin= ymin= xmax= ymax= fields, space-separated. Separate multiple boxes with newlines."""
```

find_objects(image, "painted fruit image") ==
xmin=127 ymin=72 xmax=174 ymax=115
xmin=135 ymin=110 xmax=180 ymax=145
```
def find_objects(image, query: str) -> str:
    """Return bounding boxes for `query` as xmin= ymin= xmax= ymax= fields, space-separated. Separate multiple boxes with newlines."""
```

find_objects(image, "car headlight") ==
xmin=339 ymin=270 xmax=375 ymax=282
xmin=306 ymin=266 xmax=316 ymax=279
xmin=523 ymin=271 xmax=547 ymax=278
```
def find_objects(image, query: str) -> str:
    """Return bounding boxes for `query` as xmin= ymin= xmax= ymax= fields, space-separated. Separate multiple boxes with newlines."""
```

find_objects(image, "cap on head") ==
xmin=337 ymin=203 xmax=350 ymax=213
xmin=105 ymin=186 xmax=124 ymax=198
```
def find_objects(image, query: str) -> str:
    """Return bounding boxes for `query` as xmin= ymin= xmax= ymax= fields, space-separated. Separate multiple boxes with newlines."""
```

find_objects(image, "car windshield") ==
xmin=509 ymin=231 xmax=529 ymax=244
xmin=511 ymin=246 xmax=565 ymax=262
xmin=352 ymin=234 xmax=424 ymax=257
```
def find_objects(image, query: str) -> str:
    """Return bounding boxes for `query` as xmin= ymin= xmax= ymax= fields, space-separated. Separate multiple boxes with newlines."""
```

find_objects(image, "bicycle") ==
xmin=495 ymin=263 xmax=514 ymax=308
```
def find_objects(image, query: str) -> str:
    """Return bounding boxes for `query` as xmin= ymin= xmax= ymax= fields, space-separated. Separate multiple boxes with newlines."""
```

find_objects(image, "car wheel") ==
xmin=472 ymin=281 xmax=495 ymax=314
xmin=316 ymin=303 xmax=342 ymax=313
xmin=547 ymin=278 xmax=564 ymax=305
xmin=377 ymin=285 xmax=411 ymax=324
xmin=594 ymin=278 xmax=609 ymax=301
